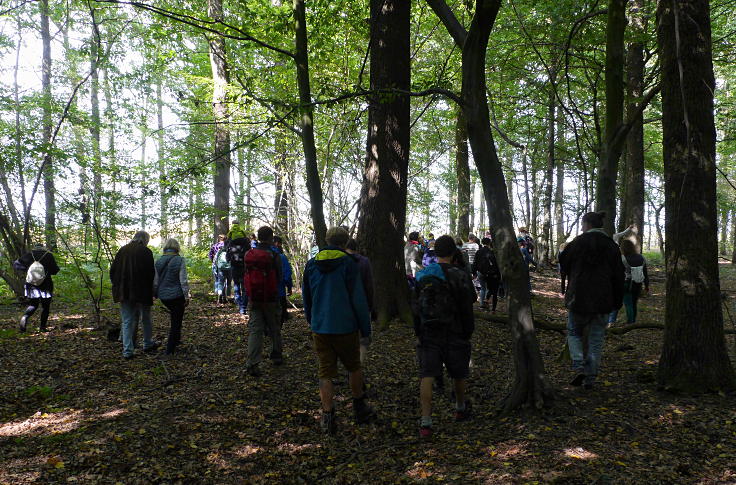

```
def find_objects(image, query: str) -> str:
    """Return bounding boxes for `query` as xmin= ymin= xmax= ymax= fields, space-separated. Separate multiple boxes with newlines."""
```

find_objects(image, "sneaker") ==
xmin=246 ymin=365 xmax=262 ymax=377
xmin=569 ymin=373 xmax=586 ymax=387
xmin=143 ymin=341 xmax=161 ymax=353
xmin=353 ymin=396 xmax=375 ymax=424
xmin=19 ymin=315 xmax=28 ymax=332
xmin=321 ymin=409 xmax=337 ymax=435
xmin=455 ymin=400 xmax=472 ymax=422
xmin=419 ymin=425 xmax=433 ymax=439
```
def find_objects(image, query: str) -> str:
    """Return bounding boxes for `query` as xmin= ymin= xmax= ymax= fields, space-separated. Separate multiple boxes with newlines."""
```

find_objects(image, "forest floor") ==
xmin=2 ymin=263 xmax=736 ymax=484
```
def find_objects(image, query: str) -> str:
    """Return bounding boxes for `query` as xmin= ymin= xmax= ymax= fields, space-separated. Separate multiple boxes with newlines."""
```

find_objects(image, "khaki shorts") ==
xmin=313 ymin=331 xmax=361 ymax=379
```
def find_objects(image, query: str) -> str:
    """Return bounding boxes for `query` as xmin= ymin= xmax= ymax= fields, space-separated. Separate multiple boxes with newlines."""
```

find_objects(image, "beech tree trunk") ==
xmin=90 ymin=25 xmax=102 ymax=228
xmin=293 ymin=0 xmax=327 ymax=247
xmin=157 ymin=82 xmax=168 ymax=240
xmin=456 ymin=109 xmax=471 ymax=239
xmin=208 ymin=0 xmax=231 ymax=239
xmin=656 ymin=0 xmax=735 ymax=392
xmin=41 ymin=0 xmax=56 ymax=250
xmin=540 ymin=73 xmax=557 ymax=266
xmin=621 ymin=0 xmax=646 ymax=250
xmin=554 ymin=132 xmax=565 ymax=248
xmin=428 ymin=0 xmax=553 ymax=409
xmin=595 ymin=0 xmax=627 ymax=235
xmin=357 ymin=0 xmax=411 ymax=326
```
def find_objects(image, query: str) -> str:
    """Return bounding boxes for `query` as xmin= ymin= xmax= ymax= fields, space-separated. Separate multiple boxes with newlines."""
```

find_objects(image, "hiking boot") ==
xmin=321 ymin=409 xmax=337 ymax=435
xmin=123 ymin=353 xmax=135 ymax=360
xmin=19 ymin=315 xmax=28 ymax=333
xmin=144 ymin=341 xmax=161 ymax=353
xmin=419 ymin=425 xmax=433 ymax=439
xmin=569 ymin=373 xmax=586 ymax=387
xmin=353 ymin=396 xmax=375 ymax=424
xmin=246 ymin=365 xmax=262 ymax=377
xmin=454 ymin=400 xmax=472 ymax=422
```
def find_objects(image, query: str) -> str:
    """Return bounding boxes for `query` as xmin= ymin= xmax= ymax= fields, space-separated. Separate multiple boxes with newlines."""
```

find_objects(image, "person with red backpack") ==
xmin=244 ymin=226 xmax=284 ymax=377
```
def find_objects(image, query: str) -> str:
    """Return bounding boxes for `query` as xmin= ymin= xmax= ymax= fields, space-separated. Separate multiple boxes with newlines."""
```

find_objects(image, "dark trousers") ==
xmin=161 ymin=297 xmax=186 ymax=354
xmin=24 ymin=298 xmax=51 ymax=329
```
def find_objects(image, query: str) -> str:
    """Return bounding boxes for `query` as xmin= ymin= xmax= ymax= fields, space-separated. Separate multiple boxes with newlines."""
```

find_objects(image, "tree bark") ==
xmin=157 ymin=81 xmax=168 ymax=240
xmin=41 ymin=0 xmax=56 ymax=250
xmin=540 ymin=71 xmax=557 ymax=265
xmin=456 ymin=108 xmax=470 ymax=239
xmin=656 ymin=0 xmax=735 ymax=392
xmin=554 ymin=127 xmax=565 ymax=248
xmin=428 ymin=0 xmax=553 ymax=410
xmin=357 ymin=0 xmax=411 ymax=326
xmin=140 ymin=125 xmax=147 ymax=231
xmin=103 ymin=67 xmax=118 ymax=241
xmin=90 ymin=24 xmax=102 ymax=229
xmin=595 ymin=0 xmax=627 ymax=235
xmin=621 ymin=0 xmax=646 ymax=250
xmin=208 ymin=0 xmax=231 ymax=239
xmin=293 ymin=0 xmax=327 ymax=247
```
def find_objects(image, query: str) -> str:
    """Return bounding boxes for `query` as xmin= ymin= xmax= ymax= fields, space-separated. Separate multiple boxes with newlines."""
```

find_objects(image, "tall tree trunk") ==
xmin=140 ymin=126 xmax=147 ymax=231
xmin=521 ymin=147 xmax=531 ymax=228
xmin=274 ymin=142 xmax=289 ymax=236
xmin=621 ymin=0 xmax=646 ymax=250
xmin=554 ymin=133 xmax=565 ymax=247
xmin=293 ymin=0 xmax=327 ymax=247
xmin=90 ymin=25 xmax=102 ymax=229
xmin=41 ymin=0 xmax=56 ymax=250
xmin=236 ymin=139 xmax=246 ymax=224
xmin=719 ymin=209 xmax=729 ymax=256
xmin=103 ymin=67 xmax=118 ymax=241
xmin=657 ymin=0 xmax=735 ymax=392
xmin=731 ymin=208 xmax=736 ymax=264
xmin=157 ymin=82 xmax=168 ymax=240
xmin=456 ymin=108 xmax=470 ymax=239
xmin=208 ymin=0 xmax=231 ymax=239
xmin=530 ymin=166 xmax=539 ymax=238
xmin=428 ymin=0 xmax=553 ymax=409
xmin=540 ymin=72 xmax=557 ymax=266
xmin=595 ymin=0 xmax=627 ymax=235
xmin=357 ymin=0 xmax=411 ymax=326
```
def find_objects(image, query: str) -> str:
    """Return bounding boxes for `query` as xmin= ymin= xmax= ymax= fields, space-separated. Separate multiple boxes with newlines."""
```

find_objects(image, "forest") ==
xmin=1 ymin=0 xmax=736 ymax=483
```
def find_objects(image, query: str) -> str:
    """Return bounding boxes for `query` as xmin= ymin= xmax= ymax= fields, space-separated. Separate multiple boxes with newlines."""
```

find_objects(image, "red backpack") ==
xmin=244 ymin=248 xmax=278 ymax=303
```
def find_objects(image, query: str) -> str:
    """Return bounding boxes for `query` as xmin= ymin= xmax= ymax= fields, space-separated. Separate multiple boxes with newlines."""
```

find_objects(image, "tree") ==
xmin=455 ymin=108 xmax=470 ymax=239
xmin=357 ymin=0 xmax=412 ymax=325
xmin=41 ymin=0 xmax=57 ymax=250
xmin=656 ymin=0 xmax=735 ymax=392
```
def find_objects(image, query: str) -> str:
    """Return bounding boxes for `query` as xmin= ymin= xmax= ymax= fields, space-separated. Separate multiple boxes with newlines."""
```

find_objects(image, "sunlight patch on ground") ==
xmin=0 ymin=410 xmax=84 ymax=437
xmin=483 ymin=442 xmax=528 ymax=461
xmin=563 ymin=447 xmax=599 ymax=460
xmin=405 ymin=460 xmax=444 ymax=481
xmin=233 ymin=444 xmax=261 ymax=458
xmin=98 ymin=408 xmax=127 ymax=419
xmin=0 ymin=456 xmax=44 ymax=483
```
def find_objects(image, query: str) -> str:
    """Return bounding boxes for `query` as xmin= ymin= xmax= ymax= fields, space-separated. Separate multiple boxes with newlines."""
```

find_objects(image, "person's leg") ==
xmin=225 ymin=269 xmax=232 ymax=298
xmin=20 ymin=298 xmax=40 ymax=331
xmin=120 ymin=301 xmax=135 ymax=358
xmin=246 ymin=305 xmax=265 ymax=371
xmin=487 ymin=278 xmax=500 ymax=311
xmin=140 ymin=304 xmax=155 ymax=350
xmin=629 ymin=283 xmax=642 ymax=323
xmin=420 ymin=377 xmax=433 ymax=419
xmin=623 ymin=290 xmax=634 ymax=323
xmin=583 ymin=314 xmax=608 ymax=386
xmin=319 ymin=378 xmax=335 ymax=411
xmin=231 ymin=268 xmax=242 ymax=309
xmin=453 ymin=378 xmax=466 ymax=409
xmin=268 ymin=302 xmax=283 ymax=362
xmin=163 ymin=298 xmax=184 ymax=354
xmin=567 ymin=312 xmax=586 ymax=373
xmin=39 ymin=298 xmax=51 ymax=330
xmin=608 ymin=309 xmax=618 ymax=326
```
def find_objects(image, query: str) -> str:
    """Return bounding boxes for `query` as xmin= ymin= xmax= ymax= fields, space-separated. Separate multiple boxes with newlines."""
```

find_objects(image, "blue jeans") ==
xmin=231 ymin=267 xmax=247 ymax=314
xmin=567 ymin=311 xmax=607 ymax=384
xmin=120 ymin=301 xmax=154 ymax=357
xmin=214 ymin=267 xmax=232 ymax=297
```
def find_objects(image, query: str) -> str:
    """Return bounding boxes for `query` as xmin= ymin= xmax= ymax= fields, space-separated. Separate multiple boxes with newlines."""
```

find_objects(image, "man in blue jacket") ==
xmin=303 ymin=226 xmax=374 ymax=434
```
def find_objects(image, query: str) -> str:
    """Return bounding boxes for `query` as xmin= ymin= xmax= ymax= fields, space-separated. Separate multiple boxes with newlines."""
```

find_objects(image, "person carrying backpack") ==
xmin=559 ymin=212 xmax=624 ymax=389
xmin=226 ymin=233 xmax=251 ymax=315
xmin=244 ymin=226 xmax=284 ymax=377
xmin=472 ymin=237 xmax=501 ymax=312
xmin=210 ymin=235 xmax=231 ymax=304
xmin=13 ymin=244 xmax=60 ymax=332
xmin=303 ymin=226 xmax=374 ymax=435
xmin=608 ymin=239 xmax=649 ymax=325
xmin=413 ymin=235 xmax=475 ymax=439
xmin=272 ymin=236 xmax=293 ymax=324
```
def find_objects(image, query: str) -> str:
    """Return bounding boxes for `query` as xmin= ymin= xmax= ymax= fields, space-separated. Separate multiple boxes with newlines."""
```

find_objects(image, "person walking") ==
xmin=404 ymin=231 xmax=425 ymax=289
xmin=226 ymin=232 xmax=251 ymax=315
xmin=154 ymin=239 xmax=190 ymax=356
xmin=472 ymin=237 xmax=501 ymax=311
xmin=272 ymin=236 xmax=294 ymax=324
xmin=413 ymin=235 xmax=475 ymax=439
xmin=210 ymin=235 xmax=231 ymax=304
xmin=559 ymin=212 xmax=624 ymax=389
xmin=13 ymin=244 xmax=60 ymax=332
xmin=110 ymin=231 xmax=159 ymax=360
xmin=303 ymin=227 xmax=374 ymax=434
xmin=608 ymin=239 xmax=649 ymax=325
xmin=244 ymin=226 xmax=283 ymax=376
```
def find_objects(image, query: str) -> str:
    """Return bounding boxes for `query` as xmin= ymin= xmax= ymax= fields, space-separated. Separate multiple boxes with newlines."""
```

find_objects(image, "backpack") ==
xmin=26 ymin=251 xmax=48 ymax=286
xmin=244 ymin=248 xmax=278 ymax=303
xmin=215 ymin=248 xmax=230 ymax=270
xmin=415 ymin=271 xmax=456 ymax=335
xmin=226 ymin=241 xmax=247 ymax=267
xmin=623 ymin=256 xmax=645 ymax=284
xmin=524 ymin=235 xmax=535 ymax=254
xmin=476 ymin=248 xmax=500 ymax=279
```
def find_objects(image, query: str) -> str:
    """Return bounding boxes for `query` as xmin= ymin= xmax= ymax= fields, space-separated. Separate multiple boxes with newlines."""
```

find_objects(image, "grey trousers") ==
xmin=246 ymin=301 xmax=283 ymax=367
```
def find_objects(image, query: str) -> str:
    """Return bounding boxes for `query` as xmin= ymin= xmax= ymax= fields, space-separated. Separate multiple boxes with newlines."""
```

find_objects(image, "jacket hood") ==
xmin=416 ymin=262 xmax=446 ymax=282
xmin=315 ymin=246 xmax=349 ymax=273
xmin=228 ymin=224 xmax=247 ymax=240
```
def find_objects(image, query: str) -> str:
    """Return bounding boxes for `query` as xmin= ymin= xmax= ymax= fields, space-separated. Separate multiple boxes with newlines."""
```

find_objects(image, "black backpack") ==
xmin=226 ymin=239 xmax=248 ymax=267
xmin=476 ymin=248 xmax=500 ymax=279
xmin=415 ymin=271 xmax=456 ymax=335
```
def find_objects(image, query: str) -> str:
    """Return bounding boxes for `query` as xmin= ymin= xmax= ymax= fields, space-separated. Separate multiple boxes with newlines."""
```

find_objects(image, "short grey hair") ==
xmin=162 ymin=238 xmax=181 ymax=253
xmin=131 ymin=231 xmax=150 ymax=245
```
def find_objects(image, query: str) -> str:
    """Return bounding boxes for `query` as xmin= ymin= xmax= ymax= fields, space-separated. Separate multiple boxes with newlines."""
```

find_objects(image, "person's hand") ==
xmin=642 ymin=287 xmax=649 ymax=297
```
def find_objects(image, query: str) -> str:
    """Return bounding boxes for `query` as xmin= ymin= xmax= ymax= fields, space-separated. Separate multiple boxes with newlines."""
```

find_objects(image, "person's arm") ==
xmin=612 ymin=225 xmax=634 ymax=245
xmin=153 ymin=262 xmax=160 ymax=296
xmin=612 ymin=247 xmax=626 ymax=309
xmin=179 ymin=257 xmax=190 ymax=299
xmin=459 ymin=272 xmax=475 ymax=339
xmin=45 ymin=253 xmax=60 ymax=276
xmin=282 ymin=255 xmax=293 ymax=294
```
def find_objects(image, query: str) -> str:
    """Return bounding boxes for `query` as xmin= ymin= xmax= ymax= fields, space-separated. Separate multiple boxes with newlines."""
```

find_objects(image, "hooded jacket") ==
xmin=559 ymin=228 xmax=625 ymax=314
xmin=302 ymin=246 xmax=370 ymax=337
xmin=227 ymin=223 xmax=247 ymax=241
xmin=110 ymin=241 xmax=155 ymax=304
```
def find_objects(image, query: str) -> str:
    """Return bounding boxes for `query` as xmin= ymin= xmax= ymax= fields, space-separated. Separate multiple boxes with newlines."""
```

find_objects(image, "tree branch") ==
xmin=425 ymin=0 xmax=467 ymax=46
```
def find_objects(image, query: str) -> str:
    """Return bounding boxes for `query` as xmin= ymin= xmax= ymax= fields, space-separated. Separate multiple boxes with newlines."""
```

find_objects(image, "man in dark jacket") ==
xmin=226 ymin=234 xmax=250 ymax=314
xmin=13 ymin=244 xmax=60 ymax=332
xmin=110 ymin=231 xmax=158 ymax=359
xmin=414 ymin=235 xmax=476 ymax=438
xmin=303 ymin=227 xmax=374 ymax=435
xmin=559 ymin=212 xmax=625 ymax=389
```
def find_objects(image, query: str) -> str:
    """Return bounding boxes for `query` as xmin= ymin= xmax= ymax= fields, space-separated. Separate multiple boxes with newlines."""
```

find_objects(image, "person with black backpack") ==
xmin=243 ymin=226 xmax=284 ymax=377
xmin=413 ymin=235 xmax=475 ymax=439
xmin=13 ymin=244 xmax=60 ymax=332
xmin=472 ymin=237 xmax=501 ymax=312
xmin=226 ymin=232 xmax=251 ymax=315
